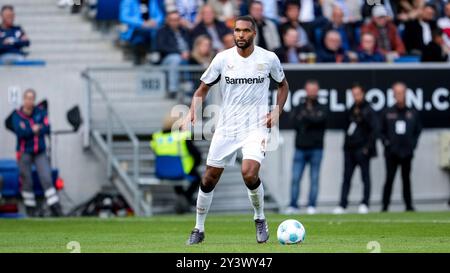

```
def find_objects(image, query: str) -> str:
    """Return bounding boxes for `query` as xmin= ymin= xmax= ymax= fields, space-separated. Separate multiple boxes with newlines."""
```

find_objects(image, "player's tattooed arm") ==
xmin=184 ymin=82 xmax=211 ymax=127
xmin=267 ymin=77 xmax=289 ymax=128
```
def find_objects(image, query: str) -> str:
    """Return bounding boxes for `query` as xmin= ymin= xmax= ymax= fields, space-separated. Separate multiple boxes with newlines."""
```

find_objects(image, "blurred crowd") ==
xmin=2 ymin=1 xmax=450 ymax=64
xmin=115 ymin=0 xmax=450 ymax=65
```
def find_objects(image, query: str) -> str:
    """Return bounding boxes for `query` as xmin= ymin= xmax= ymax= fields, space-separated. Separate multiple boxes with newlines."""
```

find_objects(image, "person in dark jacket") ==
xmin=421 ymin=28 xmax=449 ymax=62
xmin=381 ymin=82 xmax=422 ymax=212
xmin=402 ymin=4 xmax=438 ymax=55
xmin=334 ymin=83 xmax=378 ymax=214
xmin=11 ymin=89 xmax=63 ymax=217
xmin=316 ymin=30 xmax=352 ymax=63
xmin=286 ymin=80 xmax=328 ymax=215
xmin=274 ymin=27 xmax=315 ymax=63
xmin=0 ymin=5 xmax=30 ymax=62
xmin=190 ymin=5 xmax=231 ymax=53
xmin=357 ymin=32 xmax=385 ymax=63
xmin=156 ymin=11 xmax=191 ymax=98
xmin=279 ymin=1 xmax=311 ymax=48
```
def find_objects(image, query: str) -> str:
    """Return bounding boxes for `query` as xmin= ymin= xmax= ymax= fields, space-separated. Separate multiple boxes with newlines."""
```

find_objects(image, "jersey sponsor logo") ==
xmin=225 ymin=76 xmax=265 ymax=85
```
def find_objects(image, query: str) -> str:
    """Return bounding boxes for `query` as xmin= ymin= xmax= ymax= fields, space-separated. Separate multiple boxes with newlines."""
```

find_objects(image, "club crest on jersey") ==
xmin=227 ymin=63 xmax=234 ymax=70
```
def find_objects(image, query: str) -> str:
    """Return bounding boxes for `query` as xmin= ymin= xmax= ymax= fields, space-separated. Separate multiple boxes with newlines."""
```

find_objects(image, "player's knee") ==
xmin=201 ymin=172 xmax=219 ymax=192
xmin=242 ymin=169 xmax=258 ymax=185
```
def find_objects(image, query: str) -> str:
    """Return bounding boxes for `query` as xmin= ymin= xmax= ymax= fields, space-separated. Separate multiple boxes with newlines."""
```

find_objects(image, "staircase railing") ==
xmin=81 ymin=71 xmax=141 ymax=215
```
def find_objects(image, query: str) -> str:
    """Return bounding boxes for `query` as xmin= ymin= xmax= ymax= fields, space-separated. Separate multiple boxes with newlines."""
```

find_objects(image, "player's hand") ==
xmin=182 ymin=110 xmax=196 ymax=130
xmin=266 ymin=111 xmax=279 ymax=128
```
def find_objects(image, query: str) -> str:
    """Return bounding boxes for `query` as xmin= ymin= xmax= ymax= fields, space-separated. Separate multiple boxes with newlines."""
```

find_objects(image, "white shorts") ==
xmin=206 ymin=129 xmax=269 ymax=168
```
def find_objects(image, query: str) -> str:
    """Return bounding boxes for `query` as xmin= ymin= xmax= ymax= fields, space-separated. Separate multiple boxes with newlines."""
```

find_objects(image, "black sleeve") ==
xmin=379 ymin=108 xmax=389 ymax=146
xmin=363 ymin=107 xmax=379 ymax=151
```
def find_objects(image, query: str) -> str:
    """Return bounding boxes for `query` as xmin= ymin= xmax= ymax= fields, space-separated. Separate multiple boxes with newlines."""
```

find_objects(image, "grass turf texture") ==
xmin=0 ymin=212 xmax=449 ymax=253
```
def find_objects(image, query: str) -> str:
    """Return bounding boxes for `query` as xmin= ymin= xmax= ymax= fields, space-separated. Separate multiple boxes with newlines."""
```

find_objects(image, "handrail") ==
xmin=82 ymin=71 xmax=141 ymax=215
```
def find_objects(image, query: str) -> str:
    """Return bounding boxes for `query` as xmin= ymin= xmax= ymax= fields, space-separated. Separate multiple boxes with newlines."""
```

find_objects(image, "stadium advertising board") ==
xmin=276 ymin=67 xmax=450 ymax=129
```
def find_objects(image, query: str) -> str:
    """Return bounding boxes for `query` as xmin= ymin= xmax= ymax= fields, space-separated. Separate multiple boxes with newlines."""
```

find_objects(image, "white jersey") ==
xmin=200 ymin=46 xmax=285 ymax=138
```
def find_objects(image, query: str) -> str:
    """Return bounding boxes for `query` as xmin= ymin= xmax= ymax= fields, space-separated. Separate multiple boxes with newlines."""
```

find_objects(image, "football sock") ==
xmin=247 ymin=178 xmax=265 ymax=220
xmin=194 ymin=188 xmax=214 ymax=232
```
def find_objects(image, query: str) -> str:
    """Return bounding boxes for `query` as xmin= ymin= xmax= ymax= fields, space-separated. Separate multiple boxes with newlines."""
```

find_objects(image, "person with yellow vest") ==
xmin=150 ymin=115 xmax=201 ymax=213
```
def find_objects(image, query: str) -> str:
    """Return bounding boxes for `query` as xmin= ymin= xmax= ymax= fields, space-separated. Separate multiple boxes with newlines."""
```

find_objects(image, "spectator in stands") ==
xmin=248 ymin=0 xmax=281 ymax=51
xmin=165 ymin=0 xmax=204 ymax=29
xmin=356 ymin=32 xmax=385 ymax=62
xmin=150 ymin=114 xmax=202 ymax=213
xmin=119 ymin=0 xmax=165 ymax=65
xmin=320 ymin=5 xmax=356 ymax=51
xmin=322 ymin=0 xmax=362 ymax=24
xmin=361 ymin=5 xmax=405 ymax=60
xmin=11 ymin=89 xmax=63 ymax=217
xmin=156 ymin=11 xmax=191 ymax=99
xmin=221 ymin=32 xmax=235 ymax=49
xmin=191 ymin=5 xmax=231 ymax=53
xmin=189 ymin=35 xmax=214 ymax=67
xmin=279 ymin=1 xmax=311 ymax=48
xmin=403 ymin=3 xmax=438 ymax=56
xmin=421 ymin=28 xmax=448 ymax=61
xmin=208 ymin=0 xmax=240 ymax=28
xmin=381 ymin=82 xmax=422 ymax=212
xmin=334 ymin=83 xmax=378 ymax=215
xmin=0 ymin=5 xmax=30 ymax=62
xmin=316 ymin=30 xmax=354 ymax=62
xmin=274 ymin=27 xmax=315 ymax=63
xmin=437 ymin=2 xmax=450 ymax=51
xmin=286 ymin=80 xmax=328 ymax=215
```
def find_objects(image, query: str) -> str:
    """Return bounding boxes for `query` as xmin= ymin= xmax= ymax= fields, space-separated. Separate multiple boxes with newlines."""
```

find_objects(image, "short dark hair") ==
xmin=1 ymin=5 xmax=14 ymax=13
xmin=351 ymin=82 xmax=365 ymax=93
xmin=235 ymin=15 xmax=257 ymax=31
xmin=285 ymin=1 xmax=300 ymax=12
xmin=249 ymin=0 xmax=263 ymax=8
xmin=305 ymin=79 xmax=320 ymax=87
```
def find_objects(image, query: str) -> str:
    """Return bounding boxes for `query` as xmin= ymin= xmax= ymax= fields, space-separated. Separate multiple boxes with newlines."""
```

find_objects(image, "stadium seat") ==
xmin=95 ymin=0 xmax=121 ymax=21
xmin=154 ymin=156 xmax=187 ymax=180
xmin=0 ymin=60 xmax=46 ymax=66
xmin=394 ymin=55 xmax=421 ymax=63
xmin=0 ymin=159 xmax=59 ymax=198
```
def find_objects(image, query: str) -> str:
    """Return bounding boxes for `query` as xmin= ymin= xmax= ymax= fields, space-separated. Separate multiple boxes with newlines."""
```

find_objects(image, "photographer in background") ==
xmin=286 ymin=80 xmax=328 ymax=215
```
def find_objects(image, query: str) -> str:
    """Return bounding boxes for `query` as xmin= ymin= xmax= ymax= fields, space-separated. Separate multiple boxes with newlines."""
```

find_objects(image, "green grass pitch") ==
xmin=0 ymin=212 xmax=449 ymax=253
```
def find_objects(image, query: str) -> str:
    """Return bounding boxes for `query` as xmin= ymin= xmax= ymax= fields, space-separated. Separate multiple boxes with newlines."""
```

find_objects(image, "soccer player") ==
xmin=184 ymin=15 xmax=289 ymax=245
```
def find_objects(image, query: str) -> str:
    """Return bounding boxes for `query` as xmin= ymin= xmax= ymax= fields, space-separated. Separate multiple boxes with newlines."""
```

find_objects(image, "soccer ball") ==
xmin=277 ymin=219 xmax=306 ymax=245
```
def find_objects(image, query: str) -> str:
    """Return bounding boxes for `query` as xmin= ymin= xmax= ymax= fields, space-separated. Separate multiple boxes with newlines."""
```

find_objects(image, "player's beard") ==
xmin=235 ymin=36 xmax=254 ymax=49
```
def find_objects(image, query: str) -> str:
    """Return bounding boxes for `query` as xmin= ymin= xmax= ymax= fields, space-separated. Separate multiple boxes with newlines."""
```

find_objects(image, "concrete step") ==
xmin=29 ymin=51 xmax=123 ymax=62
xmin=1 ymin=0 xmax=56 ymax=4
xmin=30 ymin=41 xmax=115 ymax=53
